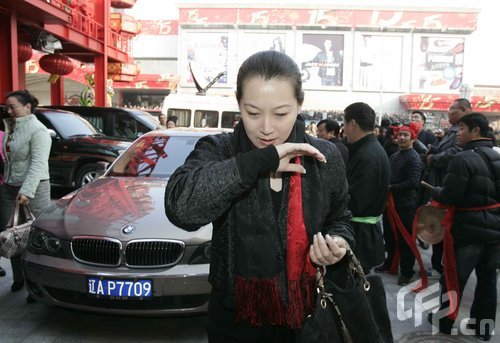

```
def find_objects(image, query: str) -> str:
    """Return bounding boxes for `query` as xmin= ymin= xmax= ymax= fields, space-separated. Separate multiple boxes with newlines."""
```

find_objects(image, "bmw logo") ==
xmin=122 ymin=225 xmax=136 ymax=235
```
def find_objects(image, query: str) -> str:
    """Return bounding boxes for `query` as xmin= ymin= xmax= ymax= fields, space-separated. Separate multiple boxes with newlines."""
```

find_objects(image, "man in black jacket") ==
xmin=343 ymin=102 xmax=390 ymax=273
xmin=428 ymin=112 xmax=500 ymax=341
xmin=316 ymin=118 xmax=349 ymax=165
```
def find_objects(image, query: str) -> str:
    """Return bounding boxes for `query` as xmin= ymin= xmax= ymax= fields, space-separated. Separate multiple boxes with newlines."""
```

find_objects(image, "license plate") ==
xmin=88 ymin=277 xmax=152 ymax=297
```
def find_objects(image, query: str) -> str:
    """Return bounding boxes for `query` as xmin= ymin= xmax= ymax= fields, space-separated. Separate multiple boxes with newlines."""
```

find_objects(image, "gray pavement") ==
xmin=0 ymin=245 xmax=498 ymax=342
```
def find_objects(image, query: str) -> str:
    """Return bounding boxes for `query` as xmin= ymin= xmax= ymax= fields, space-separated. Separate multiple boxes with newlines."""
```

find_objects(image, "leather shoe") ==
xmin=428 ymin=312 xmax=453 ymax=335
xmin=11 ymin=280 xmax=24 ymax=292
xmin=397 ymin=275 xmax=412 ymax=286
xmin=0 ymin=266 xmax=6 ymax=277
xmin=26 ymin=295 xmax=36 ymax=304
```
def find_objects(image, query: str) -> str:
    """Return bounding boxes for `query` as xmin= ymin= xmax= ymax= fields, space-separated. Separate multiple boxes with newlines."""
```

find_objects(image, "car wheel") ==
xmin=75 ymin=163 xmax=99 ymax=188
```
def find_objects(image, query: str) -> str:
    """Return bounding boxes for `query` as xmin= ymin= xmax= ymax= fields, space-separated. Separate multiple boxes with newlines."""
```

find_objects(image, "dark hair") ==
xmin=344 ymin=102 xmax=376 ymax=132
xmin=318 ymin=118 xmax=341 ymax=136
xmin=452 ymin=98 xmax=472 ymax=111
xmin=458 ymin=112 xmax=489 ymax=137
xmin=167 ymin=115 xmax=178 ymax=124
xmin=6 ymin=90 xmax=39 ymax=114
xmin=412 ymin=110 xmax=426 ymax=123
xmin=380 ymin=118 xmax=391 ymax=128
xmin=236 ymin=50 xmax=304 ymax=106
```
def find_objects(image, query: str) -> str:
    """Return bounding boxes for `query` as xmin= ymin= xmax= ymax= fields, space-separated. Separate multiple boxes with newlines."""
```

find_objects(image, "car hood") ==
xmin=35 ymin=177 xmax=211 ymax=245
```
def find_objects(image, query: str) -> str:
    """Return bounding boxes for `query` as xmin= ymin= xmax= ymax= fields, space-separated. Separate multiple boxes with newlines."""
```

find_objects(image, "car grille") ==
xmin=125 ymin=240 xmax=185 ymax=267
xmin=71 ymin=237 xmax=122 ymax=267
xmin=71 ymin=237 xmax=185 ymax=268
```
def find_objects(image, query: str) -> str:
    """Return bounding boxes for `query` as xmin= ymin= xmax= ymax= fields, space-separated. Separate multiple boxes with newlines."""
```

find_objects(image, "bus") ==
xmin=161 ymin=93 xmax=240 ymax=129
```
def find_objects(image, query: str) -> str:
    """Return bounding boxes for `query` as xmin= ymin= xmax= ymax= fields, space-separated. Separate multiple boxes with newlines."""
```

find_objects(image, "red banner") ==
xmin=179 ymin=8 xmax=477 ymax=30
xmin=138 ymin=20 xmax=178 ymax=35
xmin=400 ymin=94 xmax=500 ymax=112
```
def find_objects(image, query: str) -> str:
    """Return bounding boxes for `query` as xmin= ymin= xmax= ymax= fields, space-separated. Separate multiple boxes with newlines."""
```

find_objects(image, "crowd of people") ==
xmin=0 ymin=51 xmax=498 ymax=342
xmin=165 ymin=50 xmax=498 ymax=341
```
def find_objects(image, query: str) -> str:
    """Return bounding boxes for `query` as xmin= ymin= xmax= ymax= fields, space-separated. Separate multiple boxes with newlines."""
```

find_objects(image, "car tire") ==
xmin=75 ymin=163 xmax=99 ymax=188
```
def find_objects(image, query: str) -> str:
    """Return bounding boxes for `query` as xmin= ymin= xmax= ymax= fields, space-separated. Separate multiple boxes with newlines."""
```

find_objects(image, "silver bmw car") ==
xmin=22 ymin=129 xmax=219 ymax=315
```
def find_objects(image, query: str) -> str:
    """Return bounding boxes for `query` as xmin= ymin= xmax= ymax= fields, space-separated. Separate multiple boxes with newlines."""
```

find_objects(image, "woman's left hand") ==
xmin=16 ymin=194 xmax=30 ymax=205
xmin=309 ymin=232 xmax=347 ymax=266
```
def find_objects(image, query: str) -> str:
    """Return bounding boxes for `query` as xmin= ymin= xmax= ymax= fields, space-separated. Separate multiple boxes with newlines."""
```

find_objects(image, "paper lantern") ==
xmin=110 ymin=0 xmax=137 ymax=9
xmin=39 ymin=53 xmax=74 ymax=83
xmin=18 ymin=41 xmax=33 ymax=63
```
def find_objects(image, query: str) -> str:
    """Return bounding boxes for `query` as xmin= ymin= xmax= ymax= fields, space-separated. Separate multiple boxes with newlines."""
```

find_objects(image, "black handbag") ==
xmin=301 ymin=248 xmax=394 ymax=343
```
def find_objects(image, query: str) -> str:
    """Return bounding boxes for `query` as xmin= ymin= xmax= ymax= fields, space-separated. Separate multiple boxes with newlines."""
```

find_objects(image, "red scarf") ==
xmin=234 ymin=157 xmax=316 ymax=328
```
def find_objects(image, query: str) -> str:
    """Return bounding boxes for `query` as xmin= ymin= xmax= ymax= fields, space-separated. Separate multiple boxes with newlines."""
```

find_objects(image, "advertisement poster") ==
xmin=299 ymin=33 xmax=344 ymax=87
xmin=239 ymin=33 xmax=287 ymax=62
xmin=353 ymin=35 xmax=403 ymax=90
xmin=184 ymin=32 xmax=229 ymax=85
xmin=412 ymin=36 xmax=465 ymax=92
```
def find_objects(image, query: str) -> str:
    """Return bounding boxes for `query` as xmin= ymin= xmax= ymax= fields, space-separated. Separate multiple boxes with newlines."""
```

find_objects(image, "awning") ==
xmin=400 ymin=94 xmax=500 ymax=113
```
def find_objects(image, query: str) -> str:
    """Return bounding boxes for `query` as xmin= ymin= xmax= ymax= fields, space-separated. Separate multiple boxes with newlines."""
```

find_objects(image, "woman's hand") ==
xmin=16 ymin=194 xmax=30 ymax=205
xmin=309 ymin=233 xmax=347 ymax=266
xmin=274 ymin=143 xmax=326 ymax=174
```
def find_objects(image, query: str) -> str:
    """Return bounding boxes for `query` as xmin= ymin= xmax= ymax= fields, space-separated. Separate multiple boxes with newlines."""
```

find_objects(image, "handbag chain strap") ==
xmin=316 ymin=268 xmax=353 ymax=343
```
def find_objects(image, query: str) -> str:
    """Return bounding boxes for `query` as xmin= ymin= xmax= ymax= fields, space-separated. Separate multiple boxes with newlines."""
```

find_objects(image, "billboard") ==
xmin=412 ymin=36 xmax=465 ymax=92
xmin=299 ymin=33 xmax=344 ymax=88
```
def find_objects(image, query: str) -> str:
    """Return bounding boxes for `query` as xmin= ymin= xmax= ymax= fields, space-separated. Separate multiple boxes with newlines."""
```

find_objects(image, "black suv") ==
xmin=1 ymin=106 xmax=131 ymax=188
xmin=44 ymin=106 xmax=159 ymax=141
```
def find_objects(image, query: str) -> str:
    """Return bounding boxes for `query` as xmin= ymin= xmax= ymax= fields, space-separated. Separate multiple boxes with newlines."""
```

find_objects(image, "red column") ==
xmin=50 ymin=78 xmax=65 ymax=105
xmin=0 ymin=12 xmax=19 ymax=98
xmin=94 ymin=0 xmax=109 ymax=106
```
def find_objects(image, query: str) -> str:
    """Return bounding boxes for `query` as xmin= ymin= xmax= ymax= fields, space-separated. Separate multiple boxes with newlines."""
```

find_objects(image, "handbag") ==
xmin=0 ymin=203 xmax=35 ymax=258
xmin=301 ymin=248 xmax=394 ymax=343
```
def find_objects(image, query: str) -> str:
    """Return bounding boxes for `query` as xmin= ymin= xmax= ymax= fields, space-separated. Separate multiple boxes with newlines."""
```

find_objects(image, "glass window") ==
xmin=167 ymin=108 xmax=191 ymax=127
xmin=40 ymin=112 xmax=98 ymax=138
xmin=194 ymin=110 xmax=218 ymax=128
xmin=108 ymin=135 xmax=201 ymax=178
xmin=221 ymin=111 xmax=240 ymax=128
xmin=114 ymin=117 xmax=139 ymax=140
xmin=85 ymin=115 xmax=104 ymax=132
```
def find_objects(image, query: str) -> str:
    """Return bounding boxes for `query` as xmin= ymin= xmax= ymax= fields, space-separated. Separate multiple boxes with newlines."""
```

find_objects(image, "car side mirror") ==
xmin=47 ymin=129 xmax=59 ymax=139
xmin=97 ymin=161 xmax=110 ymax=174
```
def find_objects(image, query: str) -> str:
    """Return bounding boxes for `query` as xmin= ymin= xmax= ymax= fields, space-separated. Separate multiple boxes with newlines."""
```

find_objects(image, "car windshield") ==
xmin=107 ymin=134 xmax=200 ymax=178
xmin=44 ymin=111 xmax=99 ymax=138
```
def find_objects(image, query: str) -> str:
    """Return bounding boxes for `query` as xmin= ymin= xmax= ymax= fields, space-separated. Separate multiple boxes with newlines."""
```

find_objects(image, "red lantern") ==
xmin=110 ymin=0 xmax=137 ymax=9
xmin=39 ymin=53 xmax=74 ymax=83
xmin=18 ymin=41 xmax=33 ymax=63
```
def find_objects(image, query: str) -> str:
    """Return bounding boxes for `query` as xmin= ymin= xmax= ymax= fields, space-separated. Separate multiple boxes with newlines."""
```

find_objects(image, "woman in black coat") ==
xmin=165 ymin=50 xmax=353 ymax=342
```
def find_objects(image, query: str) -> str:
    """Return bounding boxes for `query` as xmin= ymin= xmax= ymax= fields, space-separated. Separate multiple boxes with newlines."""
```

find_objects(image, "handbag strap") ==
xmin=5 ymin=203 xmax=34 ymax=229
xmin=345 ymin=248 xmax=371 ymax=291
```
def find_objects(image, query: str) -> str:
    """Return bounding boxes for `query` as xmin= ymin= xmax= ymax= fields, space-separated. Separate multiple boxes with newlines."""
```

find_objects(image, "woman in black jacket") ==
xmin=165 ymin=50 xmax=353 ymax=342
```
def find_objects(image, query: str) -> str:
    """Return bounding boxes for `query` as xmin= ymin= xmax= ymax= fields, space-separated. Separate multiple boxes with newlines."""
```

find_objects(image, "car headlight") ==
xmin=28 ymin=227 xmax=66 ymax=257
xmin=189 ymin=241 xmax=211 ymax=264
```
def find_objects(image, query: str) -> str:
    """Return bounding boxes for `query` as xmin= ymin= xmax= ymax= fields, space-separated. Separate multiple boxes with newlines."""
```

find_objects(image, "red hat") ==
xmin=390 ymin=122 xmax=422 ymax=140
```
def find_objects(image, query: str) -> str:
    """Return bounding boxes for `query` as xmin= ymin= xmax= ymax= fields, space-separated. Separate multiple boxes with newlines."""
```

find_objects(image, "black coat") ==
xmin=346 ymin=134 xmax=391 ymax=268
xmin=329 ymin=137 xmax=349 ymax=166
xmin=433 ymin=139 xmax=500 ymax=245
xmin=165 ymin=131 xmax=354 ymax=305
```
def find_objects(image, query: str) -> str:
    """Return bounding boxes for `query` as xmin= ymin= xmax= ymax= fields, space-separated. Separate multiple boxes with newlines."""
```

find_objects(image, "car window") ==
xmin=108 ymin=135 xmax=200 ymax=178
xmin=128 ymin=110 xmax=160 ymax=129
xmin=194 ymin=110 xmax=218 ymax=128
xmin=114 ymin=117 xmax=138 ymax=140
xmin=167 ymin=108 xmax=191 ymax=127
xmin=38 ymin=111 xmax=98 ymax=138
xmin=221 ymin=111 xmax=240 ymax=128
xmin=85 ymin=115 xmax=104 ymax=133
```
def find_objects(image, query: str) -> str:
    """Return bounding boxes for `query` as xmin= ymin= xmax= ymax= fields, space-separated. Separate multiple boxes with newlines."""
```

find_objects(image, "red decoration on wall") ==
xmin=18 ymin=41 xmax=33 ymax=63
xmin=39 ymin=53 xmax=74 ymax=83
xmin=110 ymin=0 xmax=137 ymax=9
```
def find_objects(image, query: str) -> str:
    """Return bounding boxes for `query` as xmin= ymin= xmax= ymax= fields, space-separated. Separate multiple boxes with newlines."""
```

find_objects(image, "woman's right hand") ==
xmin=274 ymin=143 xmax=326 ymax=174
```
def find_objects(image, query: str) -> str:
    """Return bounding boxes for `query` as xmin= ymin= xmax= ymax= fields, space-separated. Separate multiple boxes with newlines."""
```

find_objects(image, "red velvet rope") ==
xmin=386 ymin=192 xmax=428 ymax=292
xmin=423 ymin=200 xmax=500 ymax=320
